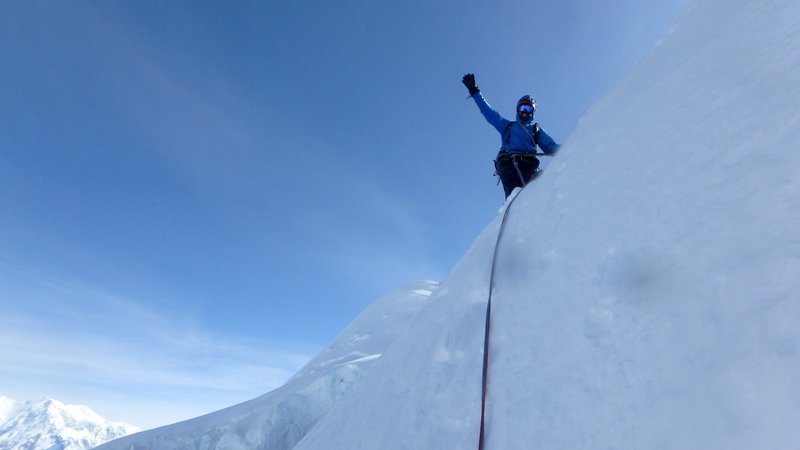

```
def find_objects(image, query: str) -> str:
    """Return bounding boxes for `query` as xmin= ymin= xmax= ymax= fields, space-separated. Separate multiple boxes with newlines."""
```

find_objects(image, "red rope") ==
xmin=478 ymin=190 xmax=521 ymax=450
xmin=478 ymin=292 xmax=493 ymax=450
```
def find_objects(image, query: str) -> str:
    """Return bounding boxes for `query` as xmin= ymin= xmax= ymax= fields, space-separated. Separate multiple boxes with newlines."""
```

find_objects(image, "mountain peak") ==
xmin=0 ymin=396 xmax=17 ymax=425
xmin=0 ymin=395 xmax=139 ymax=450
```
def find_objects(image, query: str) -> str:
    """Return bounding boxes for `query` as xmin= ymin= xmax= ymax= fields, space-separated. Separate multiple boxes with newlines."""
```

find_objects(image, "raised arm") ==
xmin=472 ymin=92 xmax=511 ymax=134
xmin=462 ymin=73 xmax=510 ymax=134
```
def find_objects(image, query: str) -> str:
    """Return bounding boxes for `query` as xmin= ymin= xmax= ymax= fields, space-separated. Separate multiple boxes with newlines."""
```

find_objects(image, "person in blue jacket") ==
xmin=462 ymin=73 xmax=560 ymax=198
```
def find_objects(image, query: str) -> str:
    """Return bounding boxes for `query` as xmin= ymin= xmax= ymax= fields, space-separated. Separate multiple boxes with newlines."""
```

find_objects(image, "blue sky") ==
xmin=0 ymin=0 xmax=690 ymax=428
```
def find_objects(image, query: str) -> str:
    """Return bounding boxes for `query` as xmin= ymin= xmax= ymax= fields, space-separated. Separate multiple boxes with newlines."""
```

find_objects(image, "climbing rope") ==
xmin=477 ymin=187 xmax=523 ymax=450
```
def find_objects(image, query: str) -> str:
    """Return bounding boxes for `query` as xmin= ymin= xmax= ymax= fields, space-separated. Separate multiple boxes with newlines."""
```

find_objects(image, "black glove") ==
xmin=462 ymin=73 xmax=479 ymax=96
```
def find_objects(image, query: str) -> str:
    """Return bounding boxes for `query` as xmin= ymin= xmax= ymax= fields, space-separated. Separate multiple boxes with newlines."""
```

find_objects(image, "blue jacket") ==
xmin=472 ymin=92 xmax=560 ymax=155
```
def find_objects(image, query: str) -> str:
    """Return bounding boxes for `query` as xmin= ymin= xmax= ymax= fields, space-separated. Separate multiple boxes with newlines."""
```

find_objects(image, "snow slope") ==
xmin=298 ymin=0 xmax=800 ymax=447
xmin=100 ymin=0 xmax=800 ymax=447
xmin=96 ymin=282 xmax=436 ymax=449
xmin=0 ymin=397 xmax=139 ymax=450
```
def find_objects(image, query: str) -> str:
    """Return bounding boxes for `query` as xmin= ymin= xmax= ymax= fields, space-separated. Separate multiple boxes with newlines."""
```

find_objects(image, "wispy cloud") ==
xmin=0 ymin=264 xmax=312 ymax=429
xmin=283 ymin=154 xmax=445 ymax=287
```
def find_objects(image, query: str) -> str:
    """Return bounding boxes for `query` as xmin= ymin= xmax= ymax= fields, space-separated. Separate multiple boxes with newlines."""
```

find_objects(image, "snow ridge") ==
xmin=0 ymin=396 xmax=139 ymax=450
xmin=95 ymin=281 xmax=437 ymax=450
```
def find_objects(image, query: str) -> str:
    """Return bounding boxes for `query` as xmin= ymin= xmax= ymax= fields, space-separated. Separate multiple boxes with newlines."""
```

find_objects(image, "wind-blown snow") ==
xmin=99 ymin=0 xmax=800 ymax=448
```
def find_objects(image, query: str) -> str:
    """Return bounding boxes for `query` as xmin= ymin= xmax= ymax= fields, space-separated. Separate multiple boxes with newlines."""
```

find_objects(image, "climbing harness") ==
xmin=493 ymin=121 xmax=549 ymax=188
xmin=493 ymin=152 xmax=552 ymax=188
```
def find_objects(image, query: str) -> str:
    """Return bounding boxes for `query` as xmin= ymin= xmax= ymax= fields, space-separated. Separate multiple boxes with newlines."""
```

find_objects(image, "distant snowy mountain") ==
xmin=0 ymin=396 xmax=139 ymax=450
xmin=98 ymin=0 xmax=800 ymax=448
xmin=0 ymin=397 xmax=17 ymax=426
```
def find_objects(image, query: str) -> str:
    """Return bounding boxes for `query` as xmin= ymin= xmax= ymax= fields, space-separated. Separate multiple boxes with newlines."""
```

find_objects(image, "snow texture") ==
xmin=99 ymin=0 xmax=800 ymax=447
xmin=0 ymin=396 xmax=139 ymax=450
xmin=0 ymin=397 xmax=17 ymax=427
xmin=96 ymin=282 xmax=436 ymax=449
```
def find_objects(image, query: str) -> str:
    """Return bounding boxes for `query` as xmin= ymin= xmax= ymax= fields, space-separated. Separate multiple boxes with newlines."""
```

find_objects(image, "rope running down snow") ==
xmin=478 ymin=187 xmax=523 ymax=450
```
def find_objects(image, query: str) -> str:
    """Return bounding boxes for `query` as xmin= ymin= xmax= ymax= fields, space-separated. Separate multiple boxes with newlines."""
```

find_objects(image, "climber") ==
xmin=462 ymin=73 xmax=560 ymax=198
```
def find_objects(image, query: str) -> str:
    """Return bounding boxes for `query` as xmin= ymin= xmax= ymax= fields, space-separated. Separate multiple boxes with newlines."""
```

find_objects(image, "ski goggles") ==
xmin=517 ymin=104 xmax=535 ymax=114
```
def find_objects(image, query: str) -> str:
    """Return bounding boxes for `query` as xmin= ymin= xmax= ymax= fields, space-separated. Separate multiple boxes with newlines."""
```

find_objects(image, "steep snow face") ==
xmin=295 ymin=0 xmax=800 ymax=448
xmin=480 ymin=0 xmax=800 ymax=447
xmin=0 ymin=397 xmax=139 ymax=450
xmin=95 ymin=281 xmax=437 ymax=450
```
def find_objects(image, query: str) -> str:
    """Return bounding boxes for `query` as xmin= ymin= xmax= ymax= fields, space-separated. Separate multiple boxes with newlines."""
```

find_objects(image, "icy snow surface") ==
xmin=0 ymin=396 xmax=139 ymax=450
xmin=100 ymin=0 xmax=800 ymax=447
xmin=97 ymin=282 xmax=436 ymax=449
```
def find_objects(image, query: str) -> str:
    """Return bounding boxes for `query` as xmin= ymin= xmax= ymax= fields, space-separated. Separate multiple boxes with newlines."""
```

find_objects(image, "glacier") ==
xmin=99 ymin=0 xmax=800 ymax=448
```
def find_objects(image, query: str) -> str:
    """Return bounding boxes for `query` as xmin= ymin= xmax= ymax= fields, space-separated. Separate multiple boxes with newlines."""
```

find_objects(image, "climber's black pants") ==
xmin=495 ymin=153 xmax=540 ymax=198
